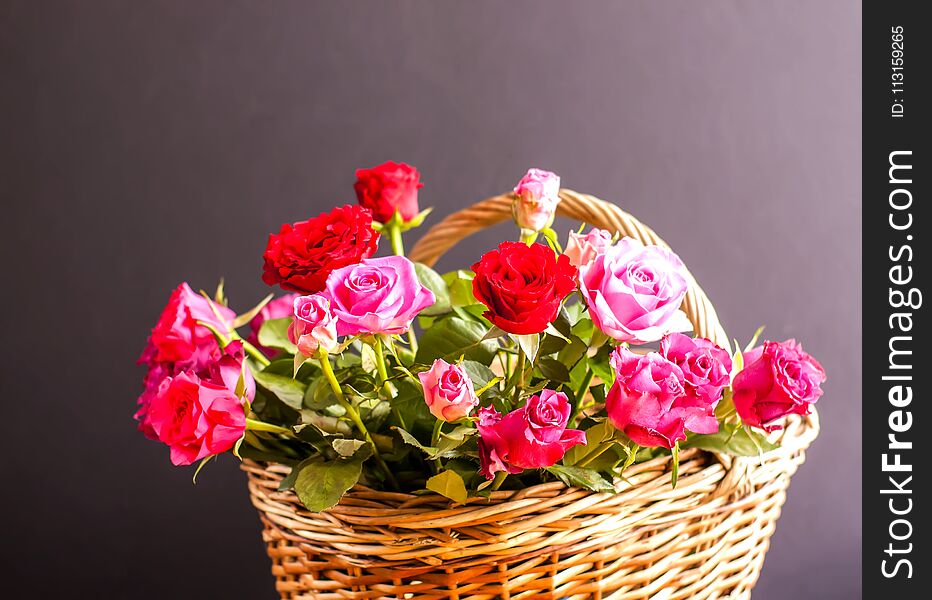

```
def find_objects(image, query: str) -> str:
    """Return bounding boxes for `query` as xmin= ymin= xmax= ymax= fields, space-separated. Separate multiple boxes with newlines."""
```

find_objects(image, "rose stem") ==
xmin=240 ymin=339 xmax=271 ymax=367
xmin=430 ymin=419 xmax=443 ymax=474
xmin=318 ymin=350 xmax=399 ymax=490
xmin=569 ymin=368 xmax=594 ymax=425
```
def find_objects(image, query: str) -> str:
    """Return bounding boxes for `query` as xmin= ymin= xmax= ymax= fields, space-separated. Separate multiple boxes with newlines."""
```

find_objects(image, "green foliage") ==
xmin=257 ymin=317 xmax=297 ymax=354
xmin=414 ymin=263 xmax=452 ymax=316
xmin=415 ymin=315 xmax=497 ymax=365
xmin=546 ymin=465 xmax=615 ymax=493
xmin=293 ymin=456 xmax=364 ymax=512
xmin=426 ymin=470 xmax=469 ymax=504
xmin=682 ymin=423 xmax=778 ymax=457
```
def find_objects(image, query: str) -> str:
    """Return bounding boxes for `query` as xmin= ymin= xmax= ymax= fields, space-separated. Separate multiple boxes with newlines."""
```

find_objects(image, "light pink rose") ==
xmin=323 ymin=255 xmax=435 ymax=336
xmin=247 ymin=294 xmax=298 ymax=358
xmin=418 ymin=359 xmax=479 ymax=421
xmin=564 ymin=228 xmax=613 ymax=268
xmin=733 ymin=340 xmax=826 ymax=432
xmin=606 ymin=346 xmax=718 ymax=449
xmin=288 ymin=294 xmax=339 ymax=355
xmin=146 ymin=371 xmax=247 ymax=466
xmin=477 ymin=390 xmax=586 ymax=479
xmin=513 ymin=168 xmax=561 ymax=232
xmin=578 ymin=237 xmax=691 ymax=344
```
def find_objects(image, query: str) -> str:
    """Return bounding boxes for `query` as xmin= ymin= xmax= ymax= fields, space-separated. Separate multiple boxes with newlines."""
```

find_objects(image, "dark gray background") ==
xmin=1 ymin=1 xmax=860 ymax=597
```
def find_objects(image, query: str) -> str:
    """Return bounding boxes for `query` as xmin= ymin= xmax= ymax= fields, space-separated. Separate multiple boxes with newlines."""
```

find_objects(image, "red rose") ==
xmin=353 ymin=161 xmax=423 ymax=223
xmin=733 ymin=340 xmax=826 ymax=432
xmin=471 ymin=241 xmax=577 ymax=335
xmin=261 ymin=205 xmax=379 ymax=294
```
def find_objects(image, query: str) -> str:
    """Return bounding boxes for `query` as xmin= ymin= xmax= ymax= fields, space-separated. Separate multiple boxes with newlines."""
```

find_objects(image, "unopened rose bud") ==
xmin=512 ymin=168 xmax=561 ymax=232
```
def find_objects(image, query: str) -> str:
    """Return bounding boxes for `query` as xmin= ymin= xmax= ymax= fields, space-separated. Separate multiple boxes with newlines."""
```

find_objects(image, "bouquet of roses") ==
xmin=135 ymin=164 xmax=826 ymax=511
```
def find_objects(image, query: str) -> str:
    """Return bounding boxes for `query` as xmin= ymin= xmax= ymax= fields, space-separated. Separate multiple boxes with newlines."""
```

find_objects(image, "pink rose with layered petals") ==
xmin=288 ymin=294 xmax=339 ymax=355
xmin=323 ymin=255 xmax=435 ymax=336
xmin=578 ymin=238 xmax=691 ymax=344
xmin=247 ymin=294 xmax=298 ymax=358
xmin=418 ymin=359 xmax=478 ymax=421
xmin=146 ymin=371 xmax=247 ymax=466
xmin=564 ymin=228 xmax=613 ymax=268
xmin=477 ymin=390 xmax=586 ymax=479
xmin=606 ymin=346 xmax=718 ymax=449
xmin=660 ymin=333 xmax=732 ymax=404
xmin=733 ymin=340 xmax=826 ymax=432
xmin=513 ymin=168 xmax=561 ymax=232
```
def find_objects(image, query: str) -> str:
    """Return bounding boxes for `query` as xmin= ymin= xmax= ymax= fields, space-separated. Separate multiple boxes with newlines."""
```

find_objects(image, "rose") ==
xmin=660 ymin=333 xmax=732 ymax=404
xmin=324 ymin=255 xmax=434 ymax=336
xmin=354 ymin=161 xmax=423 ymax=223
xmin=206 ymin=340 xmax=257 ymax=402
xmin=578 ymin=237 xmax=691 ymax=344
xmin=733 ymin=340 xmax=826 ymax=432
xmin=606 ymin=346 xmax=719 ymax=449
xmin=247 ymin=294 xmax=298 ymax=358
xmin=146 ymin=371 xmax=247 ymax=466
xmin=471 ymin=241 xmax=577 ymax=335
xmin=418 ymin=359 xmax=478 ymax=421
xmin=262 ymin=205 xmax=379 ymax=294
xmin=288 ymin=294 xmax=339 ymax=355
xmin=477 ymin=390 xmax=586 ymax=479
xmin=564 ymin=228 xmax=613 ymax=268
xmin=512 ymin=168 xmax=561 ymax=232
xmin=139 ymin=282 xmax=234 ymax=367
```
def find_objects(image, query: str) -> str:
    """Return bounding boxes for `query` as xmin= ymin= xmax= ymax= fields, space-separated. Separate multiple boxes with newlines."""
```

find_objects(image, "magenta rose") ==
xmin=606 ymin=346 xmax=718 ymax=449
xmin=733 ymin=340 xmax=826 ymax=432
xmin=660 ymin=333 xmax=732 ymax=404
xmin=578 ymin=237 xmax=691 ymax=344
xmin=323 ymin=255 xmax=435 ymax=336
xmin=477 ymin=390 xmax=586 ymax=479
xmin=146 ymin=371 xmax=247 ymax=466
xmin=139 ymin=282 xmax=234 ymax=368
xmin=247 ymin=294 xmax=298 ymax=358
xmin=418 ymin=359 xmax=478 ymax=421
xmin=564 ymin=228 xmax=613 ymax=269
xmin=512 ymin=168 xmax=561 ymax=232
xmin=288 ymin=294 xmax=339 ymax=355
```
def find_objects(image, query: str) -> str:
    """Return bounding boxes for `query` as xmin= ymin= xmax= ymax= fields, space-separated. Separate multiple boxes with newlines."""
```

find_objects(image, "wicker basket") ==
xmin=243 ymin=190 xmax=819 ymax=599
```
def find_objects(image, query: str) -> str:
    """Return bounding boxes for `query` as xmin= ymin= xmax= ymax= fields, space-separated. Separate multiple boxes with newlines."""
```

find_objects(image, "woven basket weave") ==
xmin=243 ymin=190 xmax=819 ymax=599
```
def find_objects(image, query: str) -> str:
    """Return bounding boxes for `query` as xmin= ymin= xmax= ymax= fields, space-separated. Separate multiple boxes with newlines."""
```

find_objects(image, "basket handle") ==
xmin=408 ymin=189 xmax=731 ymax=352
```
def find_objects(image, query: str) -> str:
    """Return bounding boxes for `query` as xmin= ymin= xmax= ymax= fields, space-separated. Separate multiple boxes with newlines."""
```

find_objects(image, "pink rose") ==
xmin=477 ymin=390 xmax=586 ymax=479
xmin=323 ymin=255 xmax=435 ymax=336
xmin=660 ymin=333 xmax=732 ymax=404
xmin=513 ymin=168 xmax=561 ymax=232
xmin=247 ymin=294 xmax=298 ymax=358
xmin=733 ymin=340 xmax=826 ymax=432
xmin=606 ymin=346 xmax=718 ymax=449
xmin=146 ymin=371 xmax=247 ymax=466
xmin=207 ymin=340 xmax=257 ymax=402
xmin=139 ymin=282 xmax=234 ymax=367
xmin=578 ymin=238 xmax=691 ymax=344
xmin=564 ymin=228 xmax=613 ymax=268
xmin=288 ymin=294 xmax=339 ymax=355
xmin=418 ymin=359 xmax=479 ymax=421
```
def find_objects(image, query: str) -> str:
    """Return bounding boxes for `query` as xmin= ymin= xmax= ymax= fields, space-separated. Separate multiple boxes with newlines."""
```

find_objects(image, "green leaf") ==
xmin=546 ymin=465 xmax=615 ymax=493
xmin=426 ymin=470 xmax=469 ymax=504
xmin=537 ymin=357 xmax=570 ymax=383
xmin=415 ymin=263 xmax=452 ymax=316
xmin=415 ymin=316 xmax=497 ymax=365
xmin=332 ymin=438 xmax=367 ymax=457
xmin=460 ymin=360 xmax=496 ymax=389
xmin=588 ymin=345 xmax=615 ymax=387
xmin=253 ymin=369 xmax=307 ymax=410
xmin=682 ymin=424 xmax=778 ymax=457
xmin=257 ymin=317 xmax=297 ymax=354
xmin=515 ymin=333 xmax=541 ymax=364
xmin=442 ymin=270 xmax=479 ymax=307
xmin=670 ymin=443 xmax=680 ymax=488
xmin=231 ymin=293 xmax=274 ymax=328
xmin=294 ymin=456 xmax=363 ymax=512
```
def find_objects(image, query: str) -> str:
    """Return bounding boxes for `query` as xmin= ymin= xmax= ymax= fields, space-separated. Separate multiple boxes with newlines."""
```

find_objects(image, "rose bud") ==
xmin=418 ymin=359 xmax=479 ymax=421
xmin=564 ymin=228 xmax=614 ymax=268
xmin=606 ymin=346 xmax=719 ymax=449
xmin=262 ymin=205 xmax=379 ymax=294
xmin=354 ymin=161 xmax=423 ymax=224
xmin=733 ymin=340 xmax=826 ymax=432
xmin=288 ymin=294 xmax=339 ymax=356
xmin=146 ymin=371 xmax=247 ymax=466
xmin=512 ymin=168 xmax=561 ymax=232
xmin=471 ymin=241 xmax=577 ymax=335
xmin=323 ymin=255 xmax=434 ymax=336
xmin=578 ymin=237 xmax=692 ymax=344
xmin=477 ymin=390 xmax=586 ymax=479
